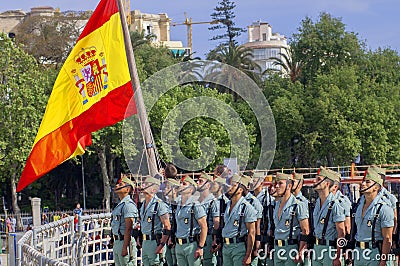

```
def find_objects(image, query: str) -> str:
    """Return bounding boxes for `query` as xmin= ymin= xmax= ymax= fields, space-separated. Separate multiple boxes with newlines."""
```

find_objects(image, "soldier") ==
xmin=292 ymin=172 xmax=311 ymax=266
xmin=328 ymin=172 xmax=352 ymax=237
xmin=312 ymin=167 xmax=346 ymax=266
xmin=164 ymin=178 xmax=180 ymax=266
xmin=222 ymin=173 xmax=257 ymax=266
xmin=250 ymin=172 xmax=274 ymax=266
xmin=139 ymin=175 xmax=171 ymax=266
xmin=353 ymin=168 xmax=394 ymax=266
xmin=197 ymin=172 xmax=220 ymax=266
xmin=210 ymin=172 xmax=229 ymax=266
xmin=111 ymin=176 xmax=138 ymax=266
xmin=241 ymin=174 xmax=264 ymax=266
xmin=273 ymin=173 xmax=309 ymax=266
xmin=175 ymin=176 xmax=207 ymax=266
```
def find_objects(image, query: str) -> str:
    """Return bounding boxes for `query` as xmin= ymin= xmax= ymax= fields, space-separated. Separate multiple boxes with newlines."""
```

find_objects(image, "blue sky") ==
xmin=1 ymin=0 xmax=399 ymax=58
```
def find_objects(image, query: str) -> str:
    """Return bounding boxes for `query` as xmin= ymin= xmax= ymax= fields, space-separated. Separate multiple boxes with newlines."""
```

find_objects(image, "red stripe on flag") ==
xmin=77 ymin=0 xmax=119 ymax=42
xmin=17 ymin=82 xmax=136 ymax=191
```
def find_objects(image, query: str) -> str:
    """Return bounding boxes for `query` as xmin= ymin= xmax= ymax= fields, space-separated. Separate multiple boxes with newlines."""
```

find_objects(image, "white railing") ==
xmin=16 ymin=213 xmax=118 ymax=266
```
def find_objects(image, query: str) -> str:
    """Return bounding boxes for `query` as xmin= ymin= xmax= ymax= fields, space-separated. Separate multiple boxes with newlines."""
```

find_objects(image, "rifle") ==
xmin=307 ymin=201 xmax=316 ymax=249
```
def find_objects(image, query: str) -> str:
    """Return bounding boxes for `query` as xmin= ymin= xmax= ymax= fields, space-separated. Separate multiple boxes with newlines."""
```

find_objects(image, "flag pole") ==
xmin=117 ymin=0 xmax=159 ymax=177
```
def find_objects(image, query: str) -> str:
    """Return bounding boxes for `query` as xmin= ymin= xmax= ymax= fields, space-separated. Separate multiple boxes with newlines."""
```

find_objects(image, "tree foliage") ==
xmin=208 ymin=0 xmax=245 ymax=46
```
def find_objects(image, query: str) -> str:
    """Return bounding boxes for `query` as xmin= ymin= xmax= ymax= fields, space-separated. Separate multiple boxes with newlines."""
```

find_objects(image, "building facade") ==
xmin=243 ymin=21 xmax=288 ymax=74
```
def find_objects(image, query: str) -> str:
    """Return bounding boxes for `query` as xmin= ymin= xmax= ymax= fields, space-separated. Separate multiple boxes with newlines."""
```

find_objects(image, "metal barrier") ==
xmin=16 ymin=213 xmax=130 ymax=266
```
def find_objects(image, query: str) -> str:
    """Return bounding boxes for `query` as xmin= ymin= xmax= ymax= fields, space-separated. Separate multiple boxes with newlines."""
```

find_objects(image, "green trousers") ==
xmin=311 ymin=244 xmax=338 ymax=266
xmin=273 ymin=244 xmax=299 ymax=266
xmin=175 ymin=241 xmax=202 ymax=266
xmin=203 ymin=235 xmax=217 ymax=266
xmin=142 ymin=240 xmax=166 ymax=266
xmin=222 ymin=242 xmax=247 ymax=266
xmin=165 ymin=245 xmax=177 ymax=266
xmin=113 ymin=237 xmax=137 ymax=266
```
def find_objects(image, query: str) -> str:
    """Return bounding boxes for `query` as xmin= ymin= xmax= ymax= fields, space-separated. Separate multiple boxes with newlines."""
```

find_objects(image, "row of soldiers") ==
xmin=110 ymin=164 xmax=399 ymax=266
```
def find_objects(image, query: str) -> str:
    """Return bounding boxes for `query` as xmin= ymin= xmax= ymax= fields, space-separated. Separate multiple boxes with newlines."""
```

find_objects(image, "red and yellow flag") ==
xmin=17 ymin=0 xmax=136 ymax=191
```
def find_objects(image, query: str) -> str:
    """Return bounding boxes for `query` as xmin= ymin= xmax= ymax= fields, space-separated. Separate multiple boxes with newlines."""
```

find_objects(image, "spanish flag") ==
xmin=17 ymin=0 xmax=136 ymax=191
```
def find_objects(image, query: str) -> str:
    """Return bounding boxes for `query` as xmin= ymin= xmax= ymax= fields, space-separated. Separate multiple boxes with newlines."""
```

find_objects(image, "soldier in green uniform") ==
xmin=328 ymin=171 xmax=352 ymax=240
xmin=273 ymin=173 xmax=309 ymax=266
xmin=222 ymin=173 xmax=257 ymax=266
xmin=250 ymin=172 xmax=274 ymax=266
xmin=353 ymin=168 xmax=394 ymax=266
xmin=164 ymin=178 xmax=180 ymax=266
xmin=111 ymin=176 xmax=138 ymax=266
xmin=175 ymin=176 xmax=207 ymax=266
xmin=197 ymin=172 xmax=220 ymax=266
xmin=312 ymin=167 xmax=346 ymax=266
xmin=140 ymin=176 xmax=171 ymax=266
xmin=241 ymin=174 xmax=264 ymax=266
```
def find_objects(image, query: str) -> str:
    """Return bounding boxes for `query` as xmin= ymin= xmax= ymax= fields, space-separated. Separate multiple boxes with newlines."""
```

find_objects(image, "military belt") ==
xmin=275 ymin=239 xmax=298 ymax=247
xmin=176 ymin=236 xmax=196 ymax=245
xmin=356 ymin=241 xmax=381 ymax=249
xmin=143 ymin=233 xmax=161 ymax=241
xmin=315 ymin=238 xmax=336 ymax=247
xmin=223 ymin=236 xmax=247 ymax=245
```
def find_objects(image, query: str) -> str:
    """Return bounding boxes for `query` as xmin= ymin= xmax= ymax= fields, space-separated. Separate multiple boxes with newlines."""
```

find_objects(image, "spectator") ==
xmin=73 ymin=202 xmax=83 ymax=216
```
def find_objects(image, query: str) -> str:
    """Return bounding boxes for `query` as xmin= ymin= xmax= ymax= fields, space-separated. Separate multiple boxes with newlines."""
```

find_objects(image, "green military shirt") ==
xmin=200 ymin=194 xmax=219 ymax=233
xmin=111 ymin=195 xmax=138 ymax=236
xmin=313 ymin=192 xmax=345 ymax=241
xmin=140 ymin=195 xmax=169 ymax=235
xmin=273 ymin=194 xmax=308 ymax=240
xmin=245 ymin=192 xmax=263 ymax=220
xmin=334 ymin=190 xmax=351 ymax=217
xmin=222 ymin=196 xmax=257 ymax=238
xmin=355 ymin=196 xmax=394 ymax=242
xmin=175 ymin=196 xmax=206 ymax=238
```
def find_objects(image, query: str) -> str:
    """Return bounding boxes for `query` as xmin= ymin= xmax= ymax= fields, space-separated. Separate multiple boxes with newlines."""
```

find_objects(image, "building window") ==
xmin=253 ymin=48 xmax=266 ymax=60
xmin=262 ymin=33 xmax=267 ymax=41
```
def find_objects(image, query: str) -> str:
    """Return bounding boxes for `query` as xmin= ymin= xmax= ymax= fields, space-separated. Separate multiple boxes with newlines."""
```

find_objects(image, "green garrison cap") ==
xmin=121 ymin=176 xmax=135 ymax=188
xmin=252 ymin=172 xmax=265 ymax=179
xmin=199 ymin=172 xmax=213 ymax=181
xmin=144 ymin=175 xmax=161 ymax=186
xmin=167 ymin=178 xmax=180 ymax=187
xmin=181 ymin=175 xmax=197 ymax=188
xmin=231 ymin=173 xmax=251 ymax=187
xmin=365 ymin=168 xmax=383 ymax=186
xmin=276 ymin=172 xmax=293 ymax=181
xmin=318 ymin=167 xmax=340 ymax=183
xmin=214 ymin=177 xmax=227 ymax=185
xmin=369 ymin=165 xmax=386 ymax=176
xmin=293 ymin=172 xmax=304 ymax=181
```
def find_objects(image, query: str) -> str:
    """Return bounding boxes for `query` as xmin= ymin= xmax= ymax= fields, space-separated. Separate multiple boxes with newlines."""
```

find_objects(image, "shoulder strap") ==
xmin=350 ymin=199 xmax=361 ymax=242
xmin=219 ymin=198 xmax=226 ymax=228
xmin=261 ymin=194 xmax=269 ymax=234
xmin=289 ymin=203 xmax=298 ymax=240
xmin=321 ymin=200 xmax=336 ymax=240
xmin=171 ymin=204 xmax=177 ymax=233
xmin=206 ymin=200 xmax=214 ymax=227
xmin=269 ymin=202 xmax=275 ymax=233
xmin=372 ymin=203 xmax=384 ymax=245
xmin=189 ymin=203 xmax=195 ymax=238
xmin=237 ymin=203 xmax=247 ymax=238
xmin=118 ymin=202 xmax=126 ymax=237
xmin=151 ymin=201 xmax=159 ymax=235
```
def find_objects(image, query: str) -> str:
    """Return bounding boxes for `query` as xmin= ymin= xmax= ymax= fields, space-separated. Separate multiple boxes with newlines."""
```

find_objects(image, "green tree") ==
xmin=208 ymin=0 xmax=245 ymax=46
xmin=15 ymin=11 xmax=90 ymax=66
xmin=0 ymin=34 xmax=50 ymax=227
xmin=269 ymin=46 xmax=303 ymax=83
xmin=291 ymin=13 xmax=363 ymax=85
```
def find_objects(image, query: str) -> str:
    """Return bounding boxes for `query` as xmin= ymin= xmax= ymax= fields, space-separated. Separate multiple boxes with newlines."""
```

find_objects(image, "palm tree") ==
xmin=269 ymin=46 xmax=302 ymax=83
xmin=130 ymin=30 xmax=156 ymax=51
xmin=207 ymin=44 xmax=261 ymax=100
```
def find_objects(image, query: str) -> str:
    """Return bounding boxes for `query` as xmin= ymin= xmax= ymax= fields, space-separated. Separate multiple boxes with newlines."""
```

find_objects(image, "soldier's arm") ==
xmin=244 ymin=221 xmax=255 ymax=265
xmin=334 ymin=221 xmax=345 ymax=264
xmin=344 ymin=216 xmax=351 ymax=235
xmin=122 ymin=217 xmax=134 ymax=256
xmin=380 ymin=227 xmax=393 ymax=265
xmin=298 ymin=218 xmax=310 ymax=252
xmin=158 ymin=213 xmax=171 ymax=247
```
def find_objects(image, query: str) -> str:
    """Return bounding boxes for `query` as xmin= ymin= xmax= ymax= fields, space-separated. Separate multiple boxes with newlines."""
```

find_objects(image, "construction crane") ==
xmin=124 ymin=0 xmax=131 ymax=25
xmin=172 ymin=13 xmax=219 ymax=53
